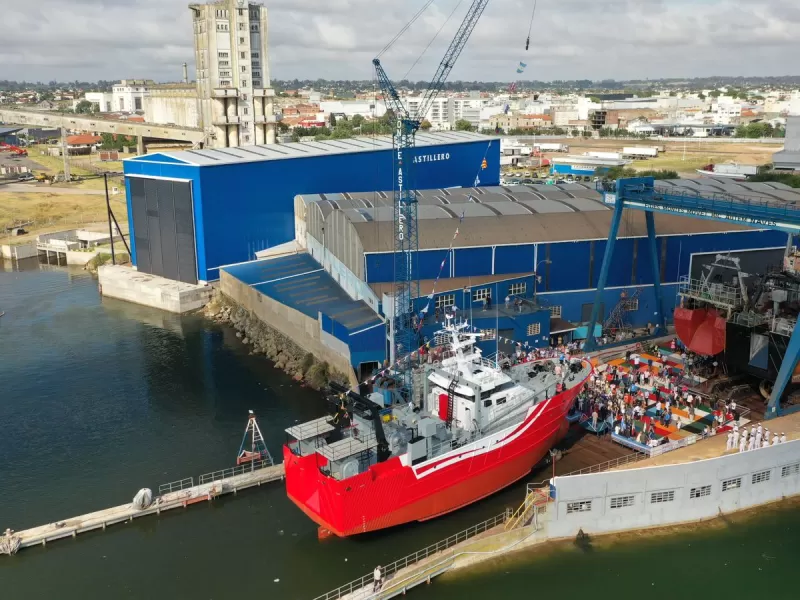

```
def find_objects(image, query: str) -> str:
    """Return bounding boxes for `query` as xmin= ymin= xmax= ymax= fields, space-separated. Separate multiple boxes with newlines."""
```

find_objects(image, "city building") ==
xmin=773 ymin=116 xmax=800 ymax=172
xmin=84 ymin=92 xmax=113 ymax=112
xmin=144 ymin=84 xmax=201 ymax=128
xmin=121 ymin=131 xmax=499 ymax=284
xmin=189 ymin=0 xmax=277 ymax=147
xmin=403 ymin=93 xmax=487 ymax=130
xmin=112 ymin=80 xmax=153 ymax=113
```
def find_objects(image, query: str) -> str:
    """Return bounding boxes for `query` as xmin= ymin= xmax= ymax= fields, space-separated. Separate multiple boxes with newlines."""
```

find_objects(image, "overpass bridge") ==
xmin=0 ymin=108 xmax=205 ymax=149
xmin=587 ymin=176 xmax=800 ymax=419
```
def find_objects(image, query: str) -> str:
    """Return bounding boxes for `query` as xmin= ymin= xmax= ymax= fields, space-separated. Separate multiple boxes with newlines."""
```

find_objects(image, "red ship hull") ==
xmin=674 ymin=307 xmax=726 ymax=356
xmin=283 ymin=369 xmax=588 ymax=537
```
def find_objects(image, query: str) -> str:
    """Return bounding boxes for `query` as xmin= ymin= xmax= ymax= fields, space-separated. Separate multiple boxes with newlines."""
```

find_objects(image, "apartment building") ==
xmin=190 ymin=0 xmax=277 ymax=147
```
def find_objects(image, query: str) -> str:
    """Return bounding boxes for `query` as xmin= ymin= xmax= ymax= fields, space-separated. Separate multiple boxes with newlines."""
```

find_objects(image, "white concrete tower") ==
xmin=190 ymin=0 xmax=277 ymax=148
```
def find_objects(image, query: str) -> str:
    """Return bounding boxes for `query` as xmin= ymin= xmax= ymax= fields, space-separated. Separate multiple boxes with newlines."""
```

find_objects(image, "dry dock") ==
xmin=2 ymin=462 xmax=284 ymax=555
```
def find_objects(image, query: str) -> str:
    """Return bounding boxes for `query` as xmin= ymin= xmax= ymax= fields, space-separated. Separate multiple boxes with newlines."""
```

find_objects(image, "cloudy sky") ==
xmin=3 ymin=0 xmax=800 ymax=83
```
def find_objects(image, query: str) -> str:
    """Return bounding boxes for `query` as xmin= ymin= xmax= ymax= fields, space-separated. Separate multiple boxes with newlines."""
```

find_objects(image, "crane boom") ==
xmin=372 ymin=0 xmax=491 ymax=397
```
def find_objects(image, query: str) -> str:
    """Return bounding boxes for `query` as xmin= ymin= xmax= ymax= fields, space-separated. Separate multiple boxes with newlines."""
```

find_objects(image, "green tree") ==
xmin=75 ymin=100 xmax=94 ymax=114
xmin=351 ymin=114 xmax=365 ymax=128
xmin=420 ymin=119 xmax=432 ymax=130
xmin=454 ymin=119 xmax=474 ymax=132
xmin=329 ymin=113 xmax=337 ymax=127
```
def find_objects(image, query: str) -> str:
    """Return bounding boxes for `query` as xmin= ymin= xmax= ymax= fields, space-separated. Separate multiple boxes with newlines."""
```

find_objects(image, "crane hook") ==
xmin=525 ymin=36 xmax=530 ymax=51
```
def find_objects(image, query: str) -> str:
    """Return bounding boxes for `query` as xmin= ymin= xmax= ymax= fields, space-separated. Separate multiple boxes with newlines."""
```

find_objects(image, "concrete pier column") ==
xmin=226 ymin=98 xmax=239 ymax=147
xmin=254 ymin=124 xmax=265 ymax=145
xmin=136 ymin=136 xmax=145 ymax=156
xmin=227 ymin=125 xmax=239 ymax=148
xmin=265 ymin=97 xmax=276 ymax=145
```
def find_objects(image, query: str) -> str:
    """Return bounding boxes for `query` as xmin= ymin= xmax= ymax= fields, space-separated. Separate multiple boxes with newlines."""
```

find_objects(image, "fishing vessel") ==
xmin=283 ymin=317 xmax=593 ymax=537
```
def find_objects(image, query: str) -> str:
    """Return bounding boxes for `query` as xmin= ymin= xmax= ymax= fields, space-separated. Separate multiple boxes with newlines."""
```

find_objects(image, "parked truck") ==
xmin=534 ymin=143 xmax=569 ymax=153
xmin=586 ymin=151 xmax=622 ymax=160
xmin=622 ymin=146 xmax=659 ymax=159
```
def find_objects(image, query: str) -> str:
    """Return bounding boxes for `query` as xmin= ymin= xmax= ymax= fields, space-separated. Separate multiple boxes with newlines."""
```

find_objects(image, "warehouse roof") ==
xmin=221 ymin=253 xmax=381 ymax=333
xmin=299 ymin=177 xmax=800 ymax=253
xmin=0 ymin=127 xmax=22 ymax=137
xmin=128 ymin=131 xmax=495 ymax=167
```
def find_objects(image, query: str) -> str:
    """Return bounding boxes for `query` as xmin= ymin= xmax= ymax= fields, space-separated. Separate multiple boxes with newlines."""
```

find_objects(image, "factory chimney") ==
xmin=182 ymin=62 xmax=189 ymax=84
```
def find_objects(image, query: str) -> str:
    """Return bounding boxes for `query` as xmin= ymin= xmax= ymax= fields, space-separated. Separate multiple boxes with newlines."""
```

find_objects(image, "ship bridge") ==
xmin=587 ymin=176 xmax=800 ymax=420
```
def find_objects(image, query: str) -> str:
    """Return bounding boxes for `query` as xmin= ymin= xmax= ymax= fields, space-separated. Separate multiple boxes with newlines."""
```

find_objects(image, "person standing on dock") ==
xmin=726 ymin=432 xmax=733 ymax=451
xmin=747 ymin=431 xmax=755 ymax=451
xmin=772 ymin=433 xmax=779 ymax=446
xmin=755 ymin=428 xmax=763 ymax=449
xmin=373 ymin=565 xmax=383 ymax=592
xmin=781 ymin=433 xmax=787 ymax=444
xmin=732 ymin=426 xmax=740 ymax=450
xmin=739 ymin=435 xmax=746 ymax=453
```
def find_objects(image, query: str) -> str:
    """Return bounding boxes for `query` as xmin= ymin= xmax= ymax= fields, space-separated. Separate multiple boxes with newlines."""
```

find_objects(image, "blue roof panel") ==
xmin=223 ymin=254 xmax=381 ymax=334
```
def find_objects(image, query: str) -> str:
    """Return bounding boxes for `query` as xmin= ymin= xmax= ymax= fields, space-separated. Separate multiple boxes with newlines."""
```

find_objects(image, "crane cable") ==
xmin=402 ymin=0 xmax=466 ymax=85
xmin=377 ymin=0 xmax=439 ymax=59
xmin=526 ymin=0 xmax=538 ymax=50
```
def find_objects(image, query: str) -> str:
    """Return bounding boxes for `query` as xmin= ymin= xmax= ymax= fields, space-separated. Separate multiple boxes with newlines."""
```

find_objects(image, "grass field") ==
xmin=0 ymin=191 xmax=128 ymax=245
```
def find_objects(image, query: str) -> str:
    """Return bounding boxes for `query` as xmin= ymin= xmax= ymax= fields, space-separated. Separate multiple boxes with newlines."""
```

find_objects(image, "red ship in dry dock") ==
xmin=283 ymin=318 xmax=593 ymax=537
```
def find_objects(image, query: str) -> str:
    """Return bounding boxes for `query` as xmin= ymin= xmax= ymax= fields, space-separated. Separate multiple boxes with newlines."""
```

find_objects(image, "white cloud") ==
xmin=1 ymin=0 xmax=799 ymax=83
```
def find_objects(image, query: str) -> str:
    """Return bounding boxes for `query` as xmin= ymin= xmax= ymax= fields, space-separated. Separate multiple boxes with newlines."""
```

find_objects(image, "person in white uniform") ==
xmin=732 ymin=427 xmax=740 ymax=450
xmin=781 ymin=433 xmax=787 ymax=444
xmin=739 ymin=435 xmax=746 ymax=453
xmin=755 ymin=429 xmax=763 ymax=449
xmin=762 ymin=437 xmax=770 ymax=449
xmin=726 ymin=432 xmax=733 ymax=451
xmin=772 ymin=434 xmax=779 ymax=446
xmin=747 ymin=432 xmax=755 ymax=451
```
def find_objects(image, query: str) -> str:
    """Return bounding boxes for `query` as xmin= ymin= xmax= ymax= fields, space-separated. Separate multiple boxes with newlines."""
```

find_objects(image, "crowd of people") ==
xmin=728 ymin=423 xmax=788 ymax=452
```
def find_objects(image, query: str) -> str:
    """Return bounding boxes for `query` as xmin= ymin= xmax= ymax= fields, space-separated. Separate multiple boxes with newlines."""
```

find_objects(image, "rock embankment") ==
xmin=204 ymin=290 xmax=349 ymax=390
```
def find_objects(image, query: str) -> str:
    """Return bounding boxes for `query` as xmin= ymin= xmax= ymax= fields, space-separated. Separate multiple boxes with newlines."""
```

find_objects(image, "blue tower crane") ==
xmin=587 ymin=176 xmax=800 ymax=420
xmin=373 ymin=0 xmax=491 ymax=395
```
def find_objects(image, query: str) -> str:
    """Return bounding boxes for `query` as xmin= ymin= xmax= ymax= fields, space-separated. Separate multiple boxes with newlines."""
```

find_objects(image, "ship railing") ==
xmin=733 ymin=311 xmax=769 ymax=328
xmin=560 ymin=451 xmax=646 ymax=477
xmin=772 ymin=317 xmax=796 ymax=337
xmin=678 ymin=276 xmax=741 ymax=308
xmin=158 ymin=477 xmax=194 ymax=496
xmin=198 ymin=458 xmax=273 ymax=485
xmin=311 ymin=511 xmax=511 ymax=600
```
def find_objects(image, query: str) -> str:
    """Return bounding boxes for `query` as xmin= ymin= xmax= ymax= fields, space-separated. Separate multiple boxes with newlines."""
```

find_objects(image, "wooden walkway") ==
xmin=2 ymin=463 xmax=284 ymax=555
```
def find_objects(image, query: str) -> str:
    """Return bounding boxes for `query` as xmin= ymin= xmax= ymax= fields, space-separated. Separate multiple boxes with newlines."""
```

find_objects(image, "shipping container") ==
xmin=622 ymin=146 xmax=659 ymax=158
xmin=586 ymin=151 xmax=622 ymax=160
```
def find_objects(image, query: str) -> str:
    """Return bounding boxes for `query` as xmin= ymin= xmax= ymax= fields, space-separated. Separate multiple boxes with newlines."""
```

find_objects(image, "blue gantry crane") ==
xmin=586 ymin=176 xmax=800 ymax=419
xmin=373 ymin=0 xmax=491 ymax=394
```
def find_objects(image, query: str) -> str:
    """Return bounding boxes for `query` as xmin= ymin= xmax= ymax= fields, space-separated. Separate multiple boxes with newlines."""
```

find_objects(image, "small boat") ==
xmin=0 ymin=312 xmax=5 ymax=318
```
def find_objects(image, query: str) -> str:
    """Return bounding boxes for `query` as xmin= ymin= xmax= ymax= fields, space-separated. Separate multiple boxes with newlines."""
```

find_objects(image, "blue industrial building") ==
xmin=122 ymin=131 xmax=499 ymax=284
xmin=219 ymin=178 xmax=792 ymax=377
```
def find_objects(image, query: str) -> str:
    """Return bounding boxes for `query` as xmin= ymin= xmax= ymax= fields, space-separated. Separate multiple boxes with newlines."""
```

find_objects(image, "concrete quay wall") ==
xmin=98 ymin=265 xmax=212 ymax=313
xmin=220 ymin=270 xmax=358 ymax=387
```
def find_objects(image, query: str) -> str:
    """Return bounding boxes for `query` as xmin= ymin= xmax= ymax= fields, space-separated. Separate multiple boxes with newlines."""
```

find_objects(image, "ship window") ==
xmin=566 ymin=500 xmax=592 ymax=514
xmin=689 ymin=485 xmax=711 ymax=499
xmin=624 ymin=298 xmax=639 ymax=311
xmin=483 ymin=399 xmax=492 ymax=408
xmin=782 ymin=463 xmax=800 ymax=478
xmin=496 ymin=397 xmax=507 ymax=405
xmin=509 ymin=282 xmax=526 ymax=295
xmin=751 ymin=470 xmax=771 ymax=485
xmin=480 ymin=328 xmax=496 ymax=340
xmin=527 ymin=323 xmax=541 ymax=336
xmin=609 ymin=495 xmax=635 ymax=509
xmin=549 ymin=305 xmax=562 ymax=318
xmin=721 ymin=477 xmax=741 ymax=492
xmin=650 ymin=490 xmax=675 ymax=504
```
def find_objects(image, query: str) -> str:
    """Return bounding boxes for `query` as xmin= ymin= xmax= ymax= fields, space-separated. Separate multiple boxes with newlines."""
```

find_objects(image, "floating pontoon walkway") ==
xmin=2 ymin=462 xmax=284 ymax=555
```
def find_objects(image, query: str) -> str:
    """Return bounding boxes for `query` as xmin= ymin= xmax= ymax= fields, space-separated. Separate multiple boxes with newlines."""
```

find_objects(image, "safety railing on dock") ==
xmin=561 ymin=451 xmax=646 ymax=477
xmin=198 ymin=458 xmax=274 ymax=485
xmin=158 ymin=477 xmax=194 ymax=495
xmin=312 ymin=510 xmax=511 ymax=600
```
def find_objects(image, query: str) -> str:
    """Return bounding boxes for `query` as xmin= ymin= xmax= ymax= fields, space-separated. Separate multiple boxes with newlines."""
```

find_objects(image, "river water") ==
xmin=1 ymin=260 xmax=797 ymax=599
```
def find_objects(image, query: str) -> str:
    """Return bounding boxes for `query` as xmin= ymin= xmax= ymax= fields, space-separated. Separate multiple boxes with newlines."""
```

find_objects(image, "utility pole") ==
xmin=60 ymin=126 xmax=70 ymax=182
xmin=104 ymin=173 xmax=116 ymax=265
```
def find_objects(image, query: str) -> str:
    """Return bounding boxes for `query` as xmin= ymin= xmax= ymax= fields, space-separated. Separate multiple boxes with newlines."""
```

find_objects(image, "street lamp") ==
xmin=533 ymin=259 xmax=552 ymax=306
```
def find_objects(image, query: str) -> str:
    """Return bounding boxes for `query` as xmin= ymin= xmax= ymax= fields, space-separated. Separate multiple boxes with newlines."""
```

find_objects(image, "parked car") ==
xmin=17 ymin=174 xmax=35 ymax=182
